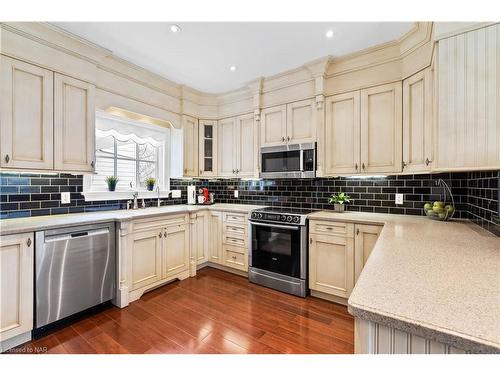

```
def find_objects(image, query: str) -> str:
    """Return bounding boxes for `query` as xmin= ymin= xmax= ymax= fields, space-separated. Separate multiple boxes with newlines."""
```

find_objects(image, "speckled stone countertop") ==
xmin=308 ymin=211 xmax=500 ymax=354
xmin=0 ymin=203 xmax=264 ymax=236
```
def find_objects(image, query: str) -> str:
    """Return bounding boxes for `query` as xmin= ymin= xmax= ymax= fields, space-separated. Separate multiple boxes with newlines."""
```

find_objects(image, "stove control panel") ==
xmin=250 ymin=212 xmax=304 ymax=225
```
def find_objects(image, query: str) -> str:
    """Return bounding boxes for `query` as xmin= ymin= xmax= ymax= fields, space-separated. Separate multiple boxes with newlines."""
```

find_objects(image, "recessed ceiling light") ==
xmin=229 ymin=66 xmax=237 ymax=72
xmin=170 ymin=24 xmax=181 ymax=33
xmin=325 ymin=30 xmax=334 ymax=39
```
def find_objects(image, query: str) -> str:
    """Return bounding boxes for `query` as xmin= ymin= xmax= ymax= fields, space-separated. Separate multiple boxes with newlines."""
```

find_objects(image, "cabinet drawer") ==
xmin=223 ymin=223 xmax=246 ymax=237
xmin=133 ymin=214 xmax=188 ymax=232
xmin=223 ymin=212 xmax=247 ymax=224
xmin=223 ymin=246 xmax=247 ymax=271
xmin=223 ymin=234 xmax=246 ymax=248
xmin=309 ymin=220 xmax=354 ymax=237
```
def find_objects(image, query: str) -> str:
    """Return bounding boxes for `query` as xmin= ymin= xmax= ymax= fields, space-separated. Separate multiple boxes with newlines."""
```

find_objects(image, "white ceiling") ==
xmin=52 ymin=22 xmax=414 ymax=94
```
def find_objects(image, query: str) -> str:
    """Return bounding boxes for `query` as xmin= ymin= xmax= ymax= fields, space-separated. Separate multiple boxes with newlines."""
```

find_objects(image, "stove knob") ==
xmin=251 ymin=212 xmax=257 ymax=219
xmin=281 ymin=215 xmax=287 ymax=222
xmin=286 ymin=215 xmax=293 ymax=222
xmin=257 ymin=213 xmax=263 ymax=219
xmin=293 ymin=216 xmax=300 ymax=223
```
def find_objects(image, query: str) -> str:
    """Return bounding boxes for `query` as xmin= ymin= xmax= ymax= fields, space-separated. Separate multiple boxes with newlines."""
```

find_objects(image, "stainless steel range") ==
xmin=248 ymin=207 xmax=312 ymax=297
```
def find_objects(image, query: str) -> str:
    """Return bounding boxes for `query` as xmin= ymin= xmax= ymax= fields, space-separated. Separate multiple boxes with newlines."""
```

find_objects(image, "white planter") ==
xmin=333 ymin=203 xmax=345 ymax=212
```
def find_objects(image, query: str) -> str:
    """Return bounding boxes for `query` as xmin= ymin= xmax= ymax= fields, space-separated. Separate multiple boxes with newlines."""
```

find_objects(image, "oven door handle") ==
xmin=250 ymin=221 xmax=300 ymax=231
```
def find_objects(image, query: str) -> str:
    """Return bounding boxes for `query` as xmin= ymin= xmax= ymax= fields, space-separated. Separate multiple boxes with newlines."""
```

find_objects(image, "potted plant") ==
xmin=145 ymin=177 xmax=156 ymax=191
xmin=105 ymin=176 xmax=119 ymax=192
xmin=328 ymin=192 xmax=351 ymax=212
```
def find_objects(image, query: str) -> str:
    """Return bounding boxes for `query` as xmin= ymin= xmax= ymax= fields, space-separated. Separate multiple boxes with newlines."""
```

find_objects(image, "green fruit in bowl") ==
xmin=433 ymin=206 xmax=445 ymax=213
xmin=423 ymin=203 xmax=433 ymax=211
xmin=426 ymin=209 xmax=436 ymax=217
xmin=445 ymin=205 xmax=455 ymax=214
xmin=438 ymin=211 xmax=448 ymax=220
xmin=433 ymin=201 xmax=445 ymax=209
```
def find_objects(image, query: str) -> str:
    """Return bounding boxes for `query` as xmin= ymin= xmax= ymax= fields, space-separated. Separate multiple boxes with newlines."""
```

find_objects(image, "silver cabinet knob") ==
xmin=281 ymin=136 xmax=285 ymax=142
xmin=159 ymin=232 xmax=162 ymax=238
xmin=425 ymin=157 xmax=432 ymax=166
xmin=4 ymin=154 xmax=10 ymax=163
xmin=90 ymin=160 xmax=95 ymax=168
xmin=27 ymin=238 xmax=32 ymax=247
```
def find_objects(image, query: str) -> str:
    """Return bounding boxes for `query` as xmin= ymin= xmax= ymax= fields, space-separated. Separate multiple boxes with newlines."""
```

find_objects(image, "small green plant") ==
xmin=328 ymin=192 xmax=351 ymax=205
xmin=145 ymin=177 xmax=156 ymax=191
xmin=105 ymin=176 xmax=119 ymax=191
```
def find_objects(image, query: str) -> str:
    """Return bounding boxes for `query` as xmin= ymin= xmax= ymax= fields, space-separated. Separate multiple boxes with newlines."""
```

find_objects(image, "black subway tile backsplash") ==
xmin=0 ymin=170 xmax=498 ymax=235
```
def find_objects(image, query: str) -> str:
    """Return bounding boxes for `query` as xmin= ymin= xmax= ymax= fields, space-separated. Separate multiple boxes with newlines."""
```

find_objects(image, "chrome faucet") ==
xmin=132 ymin=191 xmax=139 ymax=210
xmin=156 ymin=186 xmax=161 ymax=208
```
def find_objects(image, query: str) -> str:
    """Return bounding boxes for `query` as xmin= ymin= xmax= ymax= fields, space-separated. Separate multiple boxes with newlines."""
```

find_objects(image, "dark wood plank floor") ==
xmin=10 ymin=268 xmax=354 ymax=354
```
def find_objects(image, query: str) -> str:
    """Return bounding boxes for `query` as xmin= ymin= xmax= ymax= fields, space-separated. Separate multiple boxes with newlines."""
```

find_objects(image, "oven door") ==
xmin=250 ymin=222 xmax=305 ymax=279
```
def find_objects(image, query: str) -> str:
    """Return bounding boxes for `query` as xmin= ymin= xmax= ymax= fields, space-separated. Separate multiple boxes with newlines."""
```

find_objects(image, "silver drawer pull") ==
xmin=232 ymin=255 xmax=237 ymax=259
xmin=27 ymin=238 xmax=32 ymax=247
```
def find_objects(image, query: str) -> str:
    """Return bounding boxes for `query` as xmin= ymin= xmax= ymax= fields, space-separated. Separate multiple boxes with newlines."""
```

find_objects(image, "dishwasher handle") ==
xmin=44 ymin=228 xmax=110 ymax=243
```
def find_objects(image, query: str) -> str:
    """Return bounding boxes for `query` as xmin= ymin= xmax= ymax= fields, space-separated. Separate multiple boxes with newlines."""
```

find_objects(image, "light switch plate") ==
xmin=171 ymin=190 xmax=181 ymax=198
xmin=395 ymin=193 xmax=404 ymax=205
xmin=61 ymin=192 xmax=70 ymax=204
xmin=234 ymin=190 xmax=239 ymax=198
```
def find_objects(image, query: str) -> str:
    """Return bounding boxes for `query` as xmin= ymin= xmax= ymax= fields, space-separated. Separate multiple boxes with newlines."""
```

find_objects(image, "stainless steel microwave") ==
xmin=260 ymin=142 xmax=316 ymax=179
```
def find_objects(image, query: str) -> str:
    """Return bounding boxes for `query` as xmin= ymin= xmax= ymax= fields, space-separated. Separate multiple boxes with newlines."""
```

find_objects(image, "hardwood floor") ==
xmin=9 ymin=267 xmax=354 ymax=354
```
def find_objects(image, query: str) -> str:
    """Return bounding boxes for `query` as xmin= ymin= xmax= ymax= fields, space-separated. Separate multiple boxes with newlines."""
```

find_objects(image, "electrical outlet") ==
xmin=171 ymin=190 xmax=181 ymax=198
xmin=395 ymin=193 xmax=404 ymax=205
xmin=234 ymin=190 xmax=239 ymax=198
xmin=61 ymin=192 xmax=70 ymax=204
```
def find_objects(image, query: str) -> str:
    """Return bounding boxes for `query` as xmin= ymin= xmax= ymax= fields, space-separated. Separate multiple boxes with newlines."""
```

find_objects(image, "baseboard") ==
xmin=200 ymin=262 xmax=248 ymax=278
xmin=0 ymin=331 xmax=32 ymax=353
xmin=310 ymin=290 xmax=348 ymax=306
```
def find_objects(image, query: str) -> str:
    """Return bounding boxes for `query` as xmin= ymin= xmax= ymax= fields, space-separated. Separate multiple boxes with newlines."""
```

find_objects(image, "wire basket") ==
xmin=422 ymin=179 xmax=456 ymax=221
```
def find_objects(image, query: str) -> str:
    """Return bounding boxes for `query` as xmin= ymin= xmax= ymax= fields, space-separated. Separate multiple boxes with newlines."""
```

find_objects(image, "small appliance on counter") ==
xmin=187 ymin=185 xmax=197 ymax=205
xmin=197 ymin=187 xmax=215 ymax=205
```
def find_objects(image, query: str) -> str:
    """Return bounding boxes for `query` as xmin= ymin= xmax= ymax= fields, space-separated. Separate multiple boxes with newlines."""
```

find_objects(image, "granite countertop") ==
xmin=308 ymin=211 xmax=500 ymax=353
xmin=0 ymin=203 xmax=264 ymax=236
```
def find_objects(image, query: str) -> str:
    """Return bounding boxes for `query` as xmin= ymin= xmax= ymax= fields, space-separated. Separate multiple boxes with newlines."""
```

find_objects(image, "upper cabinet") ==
xmin=0 ymin=56 xmax=54 ymax=170
xmin=261 ymin=99 xmax=316 ymax=147
xmin=54 ymin=73 xmax=96 ymax=172
xmin=360 ymin=82 xmax=403 ymax=174
xmin=218 ymin=114 xmax=258 ymax=178
xmin=198 ymin=120 xmax=217 ymax=177
xmin=182 ymin=115 xmax=199 ymax=177
xmin=436 ymin=24 xmax=499 ymax=171
xmin=324 ymin=91 xmax=361 ymax=175
xmin=0 ymin=56 xmax=96 ymax=173
xmin=324 ymin=82 xmax=402 ymax=175
xmin=402 ymin=68 xmax=433 ymax=173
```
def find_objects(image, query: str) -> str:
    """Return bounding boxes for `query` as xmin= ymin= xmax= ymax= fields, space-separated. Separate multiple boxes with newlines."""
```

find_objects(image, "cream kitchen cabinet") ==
xmin=198 ymin=120 xmax=217 ymax=177
xmin=402 ymin=68 xmax=433 ymax=173
xmin=183 ymin=115 xmax=199 ymax=177
xmin=0 ymin=56 xmax=96 ymax=173
xmin=54 ymin=73 xmax=96 ymax=172
xmin=0 ymin=233 xmax=34 ymax=352
xmin=436 ymin=24 xmax=499 ymax=171
xmin=354 ymin=224 xmax=382 ymax=283
xmin=163 ymin=224 xmax=190 ymax=277
xmin=360 ymin=82 xmax=403 ymax=174
xmin=260 ymin=99 xmax=316 ymax=147
xmin=208 ymin=211 xmax=223 ymax=264
xmin=309 ymin=222 xmax=355 ymax=299
xmin=130 ymin=227 xmax=163 ymax=291
xmin=218 ymin=114 xmax=258 ymax=178
xmin=222 ymin=211 xmax=248 ymax=272
xmin=0 ymin=56 xmax=54 ymax=170
xmin=193 ymin=211 xmax=209 ymax=265
xmin=324 ymin=82 xmax=402 ymax=175
xmin=324 ymin=91 xmax=361 ymax=175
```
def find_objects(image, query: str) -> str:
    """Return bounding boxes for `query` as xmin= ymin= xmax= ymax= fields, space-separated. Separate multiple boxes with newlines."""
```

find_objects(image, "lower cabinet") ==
xmin=221 ymin=211 xmax=248 ymax=272
xmin=130 ymin=228 xmax=163 ymax=291
xmin=194 ymin=211 xmax=209 ymax=265
xmin=0 ymin=232 xmax=34 ymax=351
xmin=208 ymin=211 xmax=223 ymax=264
xmin=309 ymin=220 xmax=382 ymax=301
xmin=163 ymin=224 xmax=190 ymax=277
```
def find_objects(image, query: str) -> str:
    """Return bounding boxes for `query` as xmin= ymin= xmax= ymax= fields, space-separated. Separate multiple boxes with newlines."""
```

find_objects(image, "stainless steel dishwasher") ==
xmin=35 ymin=222 xmax=115 ymax=332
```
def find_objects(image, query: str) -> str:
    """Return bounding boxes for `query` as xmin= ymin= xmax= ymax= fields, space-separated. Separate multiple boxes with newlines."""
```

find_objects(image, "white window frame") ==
xmin=82 ymin=112 xmax=172 ymax=201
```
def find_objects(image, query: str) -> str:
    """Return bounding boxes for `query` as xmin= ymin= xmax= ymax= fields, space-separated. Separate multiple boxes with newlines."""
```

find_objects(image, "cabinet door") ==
xmin=236 ymin=113 xmax=258 ymax=177
xmin=131 ymin=228 xmax=162 ymax=291
xmin=324 ymin=91 xmax=361 ymax=175
xmin=403 ymin=68 xmax=433 ymax=173
xmin=354 ymin=224 xmax=382 ymax=283
xmin=437 ymin=24 xmax=499 ymax=170
xmin=208 ymin=211 xmax=223 ymax=264
xmin=360 ymin=82 xmax=403 ymax=173
xmin=309 ymin=233 xmax=354 ymax=298
xmin=54 ymin=73 xmax=95 ymax=172
xmin=286 ymin=98 xmax=316 ymax=144
xmin=195 ymin=212 xmax=209 ymax=264
xmin=0 ymin=56 xmax=54 ymax=170
xmin=198 ymin=120 xmax=217 ymax=177
xmin=218 ymin=117 xmax=237 ymax=177
xmin=0 ymin=233 xmax=34 ymax=343
xmin=163 ymin=224 xmax=190 ymax=277
xmin=183 ymin=115 xmax=199 ymax=177
xmin=260 ymin=105 xmax=287 ymax=147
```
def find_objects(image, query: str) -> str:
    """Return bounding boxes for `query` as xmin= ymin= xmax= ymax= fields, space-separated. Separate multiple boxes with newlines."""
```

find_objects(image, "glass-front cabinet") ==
xmin=198 ymin=120 xmax=217 ymax=177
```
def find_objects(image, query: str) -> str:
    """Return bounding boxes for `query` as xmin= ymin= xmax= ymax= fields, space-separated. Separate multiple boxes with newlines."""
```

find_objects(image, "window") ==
xmin=83 ymin=112 xmax=170 ymax=200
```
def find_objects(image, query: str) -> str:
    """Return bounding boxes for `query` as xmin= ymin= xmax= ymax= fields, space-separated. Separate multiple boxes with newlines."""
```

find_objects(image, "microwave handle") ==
xmin=300 ymin=149 xmax=304 ymax=172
